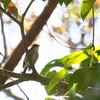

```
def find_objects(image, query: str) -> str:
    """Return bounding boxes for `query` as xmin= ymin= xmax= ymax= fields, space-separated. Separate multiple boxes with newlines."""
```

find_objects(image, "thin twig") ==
xmin=92 ymin=6 xmax=95 ymax=48
xmin=0 ymin=79 xmax=24 ymax=90
xmin=1 ymin=69 xmax=100 ymax=95
xmin=0 ymin=17 xmax=8 ymax=64
xmin=46 ymin=23 xmax=86 ymax=50
xmin=10 ymin=78 xmax=29 ymax=100
xmin=0 ymin=68 xmax=68 ymax=91
xmin=0 ymin=6 xmax=20 ymax=25
xmin=20 ymin=0 xmax=38 ymax=74
xmin=22 ymin=0 xmax=35 ymax=19
xmin=0 ymin=0 xmax=58 ymax=85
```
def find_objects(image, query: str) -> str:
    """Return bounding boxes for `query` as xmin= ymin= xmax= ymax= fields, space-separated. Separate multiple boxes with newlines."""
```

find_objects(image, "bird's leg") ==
xmin=21 ymin=67 xmax=27 ymax=73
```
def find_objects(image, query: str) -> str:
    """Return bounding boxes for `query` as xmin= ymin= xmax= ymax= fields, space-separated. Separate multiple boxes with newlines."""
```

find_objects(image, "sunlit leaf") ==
xmin=45 ymin=85 xmax=62 ymax=95
xmin=94 ymin=45 xmax=100 ymax=60
xmin=40 ymin=59 xmax=59 ymax=77
xmin=68 ymin=83 xmax=77 ymax=97
xmin=47 ymin=68 xmax=68 ymax=93
xmin=40 ymin=58 xmax=66 ymax=77
xmin=65 ymin=50 xmax=89 ymax=66
xmin=81 ymin=0 xmax=96 ymax=20
xmin=45 ymin=70 xmax=57 ymax=79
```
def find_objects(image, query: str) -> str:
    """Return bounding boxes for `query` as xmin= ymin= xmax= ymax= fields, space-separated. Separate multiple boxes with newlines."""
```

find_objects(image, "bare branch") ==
xmin=20 ymin=0 xmax=38 ymax=75
xmin=10 ymin=78 xmax=29 ymax=100
xmin=46 ymin=23 xmax=86 ymax=50
xmin=0 ymin=17 xmax=8 ymax=64
xmin=0 ymin=6 xmax=20 ymax=25
xmin=0 ymin=68 xmax=68 ymax=92
xmin=92 ymin=6 xmax=95 ymax=48
xmin=0 ymin=79 xmax=24 ymax=90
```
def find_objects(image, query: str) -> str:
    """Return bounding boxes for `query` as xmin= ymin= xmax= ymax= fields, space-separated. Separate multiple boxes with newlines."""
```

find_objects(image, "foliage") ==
xmin=0 ymin=52 xmax=3 ymax=56
xmin=58 ymin=0 xmax=72 ymax=6
xmin=4 ymin=0 xmax=11 ymax=9
xmin=81 ymin=0 xmax=96 ymax=20
xmin=0 ymin=0 xmax=100 ymax=100
xmin=41 ymin=45 xmax=100 ymax=99
xmin=58 ymin=0 xmax=96 ymax=20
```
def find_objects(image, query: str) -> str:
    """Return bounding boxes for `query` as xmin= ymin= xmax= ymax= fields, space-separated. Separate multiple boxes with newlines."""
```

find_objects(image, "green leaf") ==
xmin=40 ymin=59 xmax=63 ymax=76
xmin=40 ymin=57 xmax=68 ymax=77
xmin=68 ymin=83 xmax=77 ymax=98
xmin=81 ymin=0 xmax=96 ymax=20
xmin=65 ymin=50 xmax=89 ymax=66
xmin=47 ymin=68 xmax=68 ymax=93
xmin=85 ymin=43 xmax=92 ymax=49
xmin=69 ymin=69 xmax=88 ymax=91
xmin=89 ymin=63 xmax=100 ymax=87
xmin=69 ymin=61 xmax=100 ymax=92
xmin=4 ymin=0 xmax=11 ymax=10
xmin=45 ymin=70 xmax=57 ymax=79
xmin=0 ymin=52 xmax=3 ymax=56
xmin=59 ymin=0 xmax=72 ymax=6
xmin=45 ymin=85 xmax=62 ymax=95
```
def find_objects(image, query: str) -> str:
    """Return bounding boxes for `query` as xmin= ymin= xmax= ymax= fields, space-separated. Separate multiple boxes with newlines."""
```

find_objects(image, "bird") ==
xmin=22 ymin=44 xmax=40 ymax=73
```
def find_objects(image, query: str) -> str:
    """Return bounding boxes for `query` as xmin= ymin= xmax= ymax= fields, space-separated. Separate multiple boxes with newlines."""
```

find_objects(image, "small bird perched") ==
xmin=22 ymin=44 xmax=40 ymax=73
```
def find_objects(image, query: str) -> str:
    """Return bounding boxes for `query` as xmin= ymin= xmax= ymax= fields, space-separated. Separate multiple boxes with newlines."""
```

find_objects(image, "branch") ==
xmin=0 ymin=69 xmax=100 ymax=95
xmin=0 ymin=0 xmax=58 ymax=85
xmin=92 ymin=6 xmax=95 ymax=48
xmin=0 ymin=6 xmax=20 ymax=25
xmin=0 ymin=68 xmax=68 ymax=91
xmin=9 ymin=77 xmax=29 ymax=100
xmin=20 ymin=0 xmax=38 ymax=75
xmin=0 ymin=17 xmax=8 ymax=64
xmin=46 ymin=23 xmax=86 ymax=50
xmin=0 ymin=79 xmax=24 ymax=90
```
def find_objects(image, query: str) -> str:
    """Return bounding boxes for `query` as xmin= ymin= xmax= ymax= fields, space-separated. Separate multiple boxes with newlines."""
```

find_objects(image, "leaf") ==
xmin=68 ymin=83 xmax=77 ymax=97
xmin=41 ymin=49 xmax=90 ymax=77
xmin=69 ymin=69 xmax=88 ymax=91
xmin=45 ymin=70 xmax=57 ymax=79
xmin=81 ymin=0 xmax=96 ymax=20
xmin=47 ymin=68 xmax=68 ymax=93
xmin=8 ymin=1 xmax=18 ymax=18
xmin=4 ymin=0 xmax=11 ymax=10
xmin=45 ymin=85 xmax=62 ymax=95
xmin=69 ymin=59 xmax=100 ymax=92
xmin=59 ymin=0 xmax=72 ymax=6
xmin=40 ymin=58 xmax=66 ymax=77
xmin=65 ymin=50 xmax=89 ymax=66
xmin=0 ymin=52 xmax=3 ymax=56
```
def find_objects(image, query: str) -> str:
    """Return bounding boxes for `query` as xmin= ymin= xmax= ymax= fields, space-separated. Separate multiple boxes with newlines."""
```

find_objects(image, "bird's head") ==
xmin=31 ymin=44 xmax=40 ymax=50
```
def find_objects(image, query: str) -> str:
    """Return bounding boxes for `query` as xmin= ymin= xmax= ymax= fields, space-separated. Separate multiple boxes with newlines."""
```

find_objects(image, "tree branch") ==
xmin=0 ymin=6 xmax=20 ymax=25
xmin=0 ymin=69 xmax=100 ymax=95
xmin=20 ymin=0 xmax=38 ymax=75
xmin=0 ymin=68 xmax=68 ymax=91
xmin=0 ymin=17 xmax=8 ymax=64
xmin=0 ymin=0 xmax=58 ymax=85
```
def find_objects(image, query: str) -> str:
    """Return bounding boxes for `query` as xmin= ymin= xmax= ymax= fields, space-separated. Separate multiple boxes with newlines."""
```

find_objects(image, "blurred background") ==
xmin=0 ymin=0 xmax=100 ymax=99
